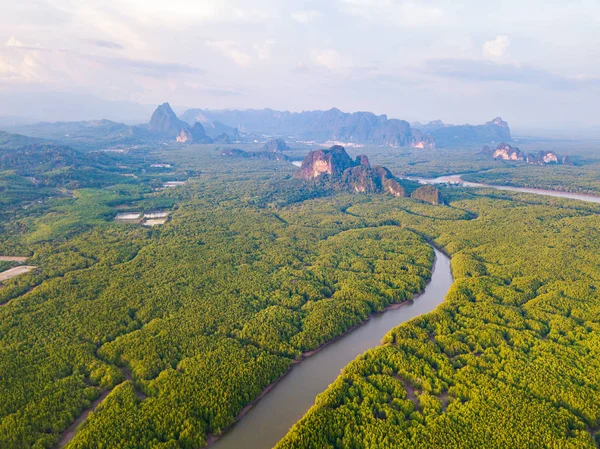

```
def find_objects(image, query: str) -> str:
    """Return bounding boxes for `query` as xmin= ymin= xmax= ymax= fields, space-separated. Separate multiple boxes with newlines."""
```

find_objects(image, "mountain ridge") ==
xmin=413 ymin=117 xmax=511 ymax=146
xmin=181 ymin=107 xmax=435 ymax=148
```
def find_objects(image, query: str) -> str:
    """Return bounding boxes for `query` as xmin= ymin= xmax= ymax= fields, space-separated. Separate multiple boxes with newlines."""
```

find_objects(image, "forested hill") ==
xmin=276 ymin=189 xmax=600 ymax=448
xmin=0 ymin=131 xmax=45 ymax=148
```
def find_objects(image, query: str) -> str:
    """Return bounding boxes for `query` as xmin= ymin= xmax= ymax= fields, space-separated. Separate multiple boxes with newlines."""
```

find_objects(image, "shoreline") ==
xmin=205 ymin=248 xmax=440 ymax=448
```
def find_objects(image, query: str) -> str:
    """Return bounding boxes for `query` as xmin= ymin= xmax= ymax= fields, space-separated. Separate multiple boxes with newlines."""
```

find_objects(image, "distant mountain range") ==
xmin=412 ymin=117 xmax=511 ymax=146
xmin=5 ymin=120 xmax=146 ymax=146
xmin=0 ymin=103 xmax=512 ymax=149
xmin=181 ymin=107 xmax=435 ymax=148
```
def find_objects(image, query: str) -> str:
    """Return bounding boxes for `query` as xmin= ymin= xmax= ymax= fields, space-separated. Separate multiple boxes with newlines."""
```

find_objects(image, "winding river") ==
xmin=212 ymin=248 xmax=453 ymax=449
xmin=212 ymin=173 xmax=600 ymax=449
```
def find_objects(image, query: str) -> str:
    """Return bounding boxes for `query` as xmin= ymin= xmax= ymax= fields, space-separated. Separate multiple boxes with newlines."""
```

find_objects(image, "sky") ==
xmin=1 ymin=0 xmax=600 ymax=130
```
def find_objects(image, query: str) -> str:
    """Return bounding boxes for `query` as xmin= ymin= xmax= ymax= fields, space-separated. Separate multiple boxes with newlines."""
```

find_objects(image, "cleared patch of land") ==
xmin=115 ymin=212 xmax=141 ymax=222
xmin=0 ymin=266 xmax=37 ymax=282
xmin=163 ymin=181 xmax=185 ymax=188
xmin=143 ymin=218 xmax=167 ymax=226
xmin=0 ymin=256 xmax=28 ymax=262
xmin=143 ymin=211 xmax=169 ymax=219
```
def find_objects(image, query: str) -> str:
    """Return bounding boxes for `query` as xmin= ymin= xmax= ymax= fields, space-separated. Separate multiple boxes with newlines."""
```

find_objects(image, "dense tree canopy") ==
xmin=2 ymin=144 xmax=600 ymax=449
xmin=276 ymin=189 xmax=600 ymax=449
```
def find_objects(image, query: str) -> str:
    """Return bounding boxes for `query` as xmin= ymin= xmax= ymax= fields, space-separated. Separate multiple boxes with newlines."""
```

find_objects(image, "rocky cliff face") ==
xmin=486 ymin=117 xmax=509 ymax=129
xmin=410 ymin=185 xmax=444 ymax=204
xmin=493 ymin=143 xmax=569 ymax=166
xmin=293 ymin=145 xmax=356 ymax=179
xmin=176 ymin=122 xmax=213 ymax=144
xmin=262 ymin=138 xmax=290 ymax=152
xmin=341 ymin=164 xmax=406 ymax=196
xmin=294 ymin=145 xmax=406 ymax=196
xmin=526 ymin=151 xmax=559 ymax=165
xmin=176 ymin=128 xmax=193 ymax=143
xmin=493 ymin=143 xmax=524 ymax=161
xmin=149 ymin=103 xmax=189 ymax=137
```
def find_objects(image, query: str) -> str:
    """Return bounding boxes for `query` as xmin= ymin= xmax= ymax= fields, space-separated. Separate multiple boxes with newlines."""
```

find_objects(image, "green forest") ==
xmin=276 ymin=189 xmax=600 ymax=448
xmin=2 ymin=143 xmax=600 ymax=448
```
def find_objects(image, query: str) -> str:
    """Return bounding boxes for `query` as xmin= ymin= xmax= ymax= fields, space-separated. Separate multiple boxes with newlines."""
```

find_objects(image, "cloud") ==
xmin=5 ymin=36 xmax=24 ymax=48
xmin=205 ymin=40 xmax=252 ymax=67
xmin=483 ymin=35 xmax=510 ymax=60
xmin=91 ymin=40 xmax=125 ymax=50
xmin=340 ymin=0 xmax=447 ymax=27
xmin=0 ymin=53 xmax=45 ymax=83
xmin=253 ymin=40 xmax=276 ymax=61
xmin=311 ymin=49 xmax=346 ymax=71
xmin=424 ymin=58 xmax=600 ymax=90
xmin=291 ymin=9 xmax=322 ymax=24
xmin=5 ymin=36 xmax=44 ymax=50
xmin=1 ymin=37 xmax=48 ymax=83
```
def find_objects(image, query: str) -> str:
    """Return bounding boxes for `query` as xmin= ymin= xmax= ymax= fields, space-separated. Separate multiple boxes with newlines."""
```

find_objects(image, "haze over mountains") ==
xmin=182 ymin=107 xmax=512 ymax=147
xmin=0 ymin=103 xmax=513 ymax=149
xmin=182 ymin=107 xmax=437 ymax=148
xmin=413 ymin=117 xmax=511 ymax=146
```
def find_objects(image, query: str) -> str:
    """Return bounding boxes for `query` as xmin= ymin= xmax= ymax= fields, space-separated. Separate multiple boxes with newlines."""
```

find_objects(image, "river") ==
xmin=414 ymin=174 xmax=600 ymax=204
xmin=212 ymin=172 xmax=600 ymax=449
xmin=212 ymin=248 xmax=453 ymax=449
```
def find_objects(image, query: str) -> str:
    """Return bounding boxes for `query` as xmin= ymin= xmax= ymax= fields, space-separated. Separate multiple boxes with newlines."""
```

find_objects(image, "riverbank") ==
xmin=206 ymin=250 xmax=440 ymax=447
xmin=210 ymin=247 xmax=453 ymax=449
xmin=416 ymin=173 xmax=600 ymax=204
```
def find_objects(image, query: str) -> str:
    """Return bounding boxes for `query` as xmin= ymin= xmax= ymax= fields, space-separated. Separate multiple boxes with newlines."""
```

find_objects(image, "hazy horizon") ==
xmin=2 ymin=1 xmax=600 ymax=132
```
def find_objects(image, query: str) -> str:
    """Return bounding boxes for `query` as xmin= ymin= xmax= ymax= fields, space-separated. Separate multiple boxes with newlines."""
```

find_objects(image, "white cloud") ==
xmin=291 ymin=9 xmax=322 ymax=24
xmin=5 ymin=36 xmax=43 ymax=49
xmin=253 ymin=40 xmax=276 ymax=61
xmin=205 ymin=40 xmax=252 ymax=67
xmin=483 ymin=35 xmax=510 ymax=60
xmin=0 ymin=53 xmax=45 ymax=83
xmin=5 ymin=36 xmax=24 ymax=48
xmin=311 ymin=48 xmax=346 ymax=71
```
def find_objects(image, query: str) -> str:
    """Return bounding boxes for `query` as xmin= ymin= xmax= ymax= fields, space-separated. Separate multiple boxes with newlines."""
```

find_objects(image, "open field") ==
xmin=143 ymin=218 xmax=167 ymax=226
xmin=0 ymin=266 xmax=36 ymax=282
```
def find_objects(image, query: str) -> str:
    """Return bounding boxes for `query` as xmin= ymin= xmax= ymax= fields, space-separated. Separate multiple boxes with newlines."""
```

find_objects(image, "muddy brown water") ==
xmin=211 ymin=176 xmax=600 ymax=449
xmin=212 ymin=248 xmax=452 ymax=449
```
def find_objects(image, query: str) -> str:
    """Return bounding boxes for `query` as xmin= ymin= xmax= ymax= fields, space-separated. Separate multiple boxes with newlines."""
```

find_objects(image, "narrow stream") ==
xmin=212 ymin=248 xmax=453 ymax=449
